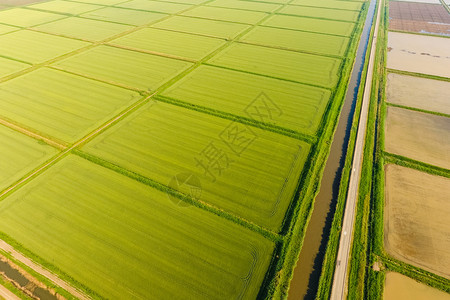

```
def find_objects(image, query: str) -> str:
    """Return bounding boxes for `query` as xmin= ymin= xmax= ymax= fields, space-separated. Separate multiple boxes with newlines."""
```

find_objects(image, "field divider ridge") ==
xmin=154 ymin=95 xmax=317 ymax=144
xmin=72 ymin=149 xmax=284 ymax=243
xmin=383 ymin=152 xmax=450 ymax=178
xmin=202 ymin=62 xmax=337 ymax=91
xmin=0 ymin=117 xmax=67 ymax=150
xmin=385 ymin=102 xmax=450 ymax=118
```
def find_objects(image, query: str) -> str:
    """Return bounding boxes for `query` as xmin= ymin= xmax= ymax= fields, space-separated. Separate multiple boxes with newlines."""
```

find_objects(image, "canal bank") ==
xmin=287 ymin=0 xmax=378 ymax=298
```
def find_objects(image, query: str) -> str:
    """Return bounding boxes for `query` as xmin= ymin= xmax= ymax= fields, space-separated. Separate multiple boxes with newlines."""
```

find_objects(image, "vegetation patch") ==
xmin=81 ymin=101 xmax=310 ymax=232
xmin=109 ymin=27 xmax=226 ymax=60
xmin=181 ymin=6 xmax=268 ymax=24
xmin=0 ymin=57 xmax=29 ymax=78
xmin=239 ymin=26 xmax=350 ymax=56
xmin=278 ymin=5 xmax=361 ymax=22
xmin=33 ymin=17 xmax=133 ymax=42
xmin=27 ymin=0 xmax=102 ymax=15
xmin=207 ymin=0 xmax=282 ymax=13
xmin=0 ymin=68 xmax=142 ymax=143
xmin=0 ymin=125 xmax=58 ymax=191
xmin=153 ymin=16 xmax=250 ymax=39
xmin=0 ymin=8 xmax=64 ymax=27
xmin=262 ymin=14 xmax=356 ymax=36
xmin=207 ymin=42 xmax=342 ymax=88
xmin=160 ymin=65 xmax=331 ymax=136
xmin=80 ymin=7 xmax=167 ymax=26
xmin=53 ymin=45 xmax=192 ymax=91
xmin=0 ymin=155 xmax=275 ymax=299
xmin=0 ymin=30 xmax=89 ymax=64
xmin=116 ymin=0 xmax=192 ymax=14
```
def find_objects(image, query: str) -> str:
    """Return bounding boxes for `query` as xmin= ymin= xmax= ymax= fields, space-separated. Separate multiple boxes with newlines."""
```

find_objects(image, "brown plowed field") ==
xmin=389 ymin=2 xmax=450 ymax=36
xmin=384 ymin=164 xmax=450 ymax=279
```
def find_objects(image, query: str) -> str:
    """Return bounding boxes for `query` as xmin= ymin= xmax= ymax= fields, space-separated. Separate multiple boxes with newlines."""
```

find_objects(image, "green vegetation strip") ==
xmin=152 ymin=16 xmax=251 ymax=39
xmin=160 ymin=65 xmax=331 ymax=136
xmin=80 ymin=7 xmax=167 ymax=26
xmin=207 ymin=42 xmax=342 ymax=89
xmin=0 ymin=125 xmax=58 ymax=193
xmin=278 ymin=5 xmax=360 ymax=22
xmin=206 ymin=0 xmax=282 ymax=13
xmin=53 ymin=45 xmax=192 ymax=91
xmin=0 ymin=30 xmax=89 ymax=64
xmin=33 ymin=17 xmax=133 ymax=42
xmin=109 ymin=27 xmax=226 ymax=61
xmin=262 ymin=14 xmax=355 ymax=36
xmin=0 ymin=68 xmax=142 ymax=143
xmin=115 ymin=0 xmax=192 ymax=14
xmin=239 ymin=26 xmax=350 ymax=57
xmin=81 ymin=101 xmax=310 ymax=232
xmin=0 ymin=155 xmax=275 ymax=299
xmin=0 ymin=8 xmax=65 ymax=27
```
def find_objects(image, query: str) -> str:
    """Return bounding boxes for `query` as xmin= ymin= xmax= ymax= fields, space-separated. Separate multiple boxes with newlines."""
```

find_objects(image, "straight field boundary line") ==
xmin=383 ymin=152 xmax=450 ymax=178
xmin=0 ymin=91 xmax=156 ymax=298
xmin=0 ymin=118 xmax=66 ymax=150
xmin=378 ymin=255 xmax=450 ymax=290
xmin=387 ymin=68 xmax=450 ymax=82
xmin=72 ymin=149 xmax=283 ymax=243
xmin=155 ymin=95 xmax=317 ymax=144
xmin=275 ymin=11 xmax=359 ymax=23
xmin=0 ymin=92 xmax=154 ymax=200
xmin=0 ymin=0 xmax=215 ymax=151
xmin=259 ymin=24 xmax=353 ymax=38
xmin=236 ymin=39 xmax=346 ymax=59
xmin=0 ymin=1 xmax=366 ymax=299
xmin=203 ymin=62 xmax=339 ymax=90
xmin=385 ymin=102 xmax=450 ymax=118
xmin=0 ymin=0 xmax=213 ymax=84
xmin=288 ymin=2 xmax=363 ymax=12
xmin=388 ymin=28 xmax=450 ymax=39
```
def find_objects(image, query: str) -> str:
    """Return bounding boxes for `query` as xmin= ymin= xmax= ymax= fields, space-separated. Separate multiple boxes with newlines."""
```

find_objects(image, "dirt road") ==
xmin=0 ymin=284 xmax=19 ymax=300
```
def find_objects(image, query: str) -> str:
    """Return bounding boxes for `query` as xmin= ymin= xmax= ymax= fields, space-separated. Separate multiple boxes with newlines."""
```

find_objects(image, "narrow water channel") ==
xmin=287 ymin=0 xmax=378 ymax=298
xmin=0 ymin=258 xmax=59 ymax=300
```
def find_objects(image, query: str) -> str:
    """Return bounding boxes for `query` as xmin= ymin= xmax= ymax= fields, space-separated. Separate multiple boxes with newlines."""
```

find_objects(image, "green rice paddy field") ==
xmin=0 ymin=0 xmax=367 ymax=298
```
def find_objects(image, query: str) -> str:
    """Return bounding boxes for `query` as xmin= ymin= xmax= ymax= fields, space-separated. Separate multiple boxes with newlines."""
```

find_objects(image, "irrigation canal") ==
xmin=287 ymin=0 xmax=378 ymax=298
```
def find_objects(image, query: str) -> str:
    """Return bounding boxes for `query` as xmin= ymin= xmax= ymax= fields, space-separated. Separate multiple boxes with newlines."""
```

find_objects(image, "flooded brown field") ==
xmin=386 ymin=73 xmax=450 ymax=115
xmin=385 ymin=106 xmax=450 ymax=169
xmin=384 ymin=164 xmax=450 ymax=279
xmin=384 ymin=272 xmax=450 ymax=300
xmin=387 ymin=32 xmax=450 ymax=78
xmin=389 ymin=2 xmax=450 ymax=36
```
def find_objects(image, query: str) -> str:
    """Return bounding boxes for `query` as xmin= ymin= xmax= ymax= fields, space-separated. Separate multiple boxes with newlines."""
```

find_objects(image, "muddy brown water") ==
xmin=0 ymin=258 xmax=59 ymax=300
xmin=287 ymin=0 xmax=377 ymax=298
